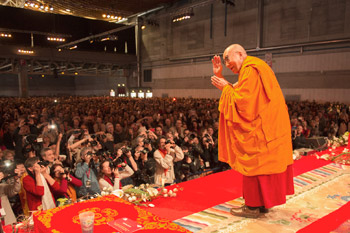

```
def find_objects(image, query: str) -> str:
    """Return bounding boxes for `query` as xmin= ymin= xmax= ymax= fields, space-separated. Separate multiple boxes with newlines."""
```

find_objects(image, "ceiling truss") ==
xmin=0 ymin=57 xmax=127 ymax=76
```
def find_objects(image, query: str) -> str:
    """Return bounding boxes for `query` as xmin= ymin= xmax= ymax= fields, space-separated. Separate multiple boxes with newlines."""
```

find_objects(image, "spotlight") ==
xmin=141 ymin=25 xmax=146 ymax=30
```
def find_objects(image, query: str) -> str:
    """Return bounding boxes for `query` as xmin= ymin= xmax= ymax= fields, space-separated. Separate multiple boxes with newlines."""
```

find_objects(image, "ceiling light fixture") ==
xmin=0 ymin=33 xmax=12 ymax=38
xmin=47 ymin=37 xmax=66 ymax=42
xmin=101 ymin=37 xmax=110 ymax=41
xmin=18 ymin=49 xmax=34 ymax=54
xmin=172 ymin=8 xmax=194 ymax=23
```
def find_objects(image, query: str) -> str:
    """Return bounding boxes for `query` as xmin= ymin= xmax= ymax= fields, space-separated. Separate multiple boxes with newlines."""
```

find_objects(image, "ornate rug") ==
xmin=33 ymin=195 xmax=191 ymax=232
xmin=173 ymin=163 xmax=350 ymax=233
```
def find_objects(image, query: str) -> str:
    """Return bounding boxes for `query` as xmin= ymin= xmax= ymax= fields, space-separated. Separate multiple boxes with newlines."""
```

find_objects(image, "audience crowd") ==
xmin=0 ymin=97 xmax=349 ymax=224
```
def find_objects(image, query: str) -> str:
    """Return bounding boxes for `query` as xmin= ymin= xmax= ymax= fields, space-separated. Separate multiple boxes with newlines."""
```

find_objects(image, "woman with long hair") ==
xmin=50 ymin=164 xmax=82 ymax=202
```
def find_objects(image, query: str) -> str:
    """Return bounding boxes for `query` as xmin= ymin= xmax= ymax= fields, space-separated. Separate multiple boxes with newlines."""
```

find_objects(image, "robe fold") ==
xmin=218 ymin=56 xmax=293 ymax=176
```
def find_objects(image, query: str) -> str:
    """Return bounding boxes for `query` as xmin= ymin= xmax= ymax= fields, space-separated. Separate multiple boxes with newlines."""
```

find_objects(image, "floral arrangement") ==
xmin=101 ymin=186 xmax=114 ymax=196
xmin=330 ymin=148 xmax=350 ymax=165
xmin=314 ymin=132 xmax=350 ymax=165
xmin=120 ymin=183 xmax=182 ymax=206
xmin=327 ymin=132 xmax=349 ymax=149
xmin=15 ymin=214 xmax=35 ymax=232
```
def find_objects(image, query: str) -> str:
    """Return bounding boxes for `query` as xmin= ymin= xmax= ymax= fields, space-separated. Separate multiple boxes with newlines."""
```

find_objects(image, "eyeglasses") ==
xmin=223 ymin=55 xmax=229 ymax=64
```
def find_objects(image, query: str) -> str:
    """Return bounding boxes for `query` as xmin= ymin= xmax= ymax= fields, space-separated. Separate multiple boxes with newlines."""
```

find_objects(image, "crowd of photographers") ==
xmin=0 ymin=97 xmax=349 ymax=224
xmin=0 ymin=97 xmax=228 ymax=224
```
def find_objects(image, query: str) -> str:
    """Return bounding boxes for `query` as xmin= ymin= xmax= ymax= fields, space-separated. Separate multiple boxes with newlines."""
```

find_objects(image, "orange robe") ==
xmin=218 ymin=56 xmax=293 ymax=176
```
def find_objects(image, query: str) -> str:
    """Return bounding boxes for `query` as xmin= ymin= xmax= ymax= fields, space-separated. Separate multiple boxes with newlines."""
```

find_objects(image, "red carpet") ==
xmin=145 ymin=156 xmax=333 ymax=221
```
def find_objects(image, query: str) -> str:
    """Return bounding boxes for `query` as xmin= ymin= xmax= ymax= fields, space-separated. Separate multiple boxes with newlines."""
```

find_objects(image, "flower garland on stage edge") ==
xmin=101 ymin=183 xmax=183 ymax=207
xmin=315 ymin=132 xmax=350 ymax=165
xmin=328 ymin=131 xmax=349 ymax=148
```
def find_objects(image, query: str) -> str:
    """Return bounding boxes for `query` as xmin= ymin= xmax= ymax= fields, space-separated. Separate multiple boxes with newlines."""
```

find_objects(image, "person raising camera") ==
xmin=22 ymin=157 xmax=60 ymax=212
xmin=154 ymin=136 xmax=184 ymax=186
xmin=50 ymin=164 xmax=82 ymax=203
xmin=132 ymin=147 xmax=156 ymax=186
xmin=98 ymin=159 xmax=134 ymax=191
xmin=0 ymin=163 xmax=22 ymax=225
xmin=75 ymin=147 xmax=100 ymax=197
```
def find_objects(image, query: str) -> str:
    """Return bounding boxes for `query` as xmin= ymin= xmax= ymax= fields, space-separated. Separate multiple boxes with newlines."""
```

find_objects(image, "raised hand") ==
xmin=211 ymin=55 xmax=224 ymax=78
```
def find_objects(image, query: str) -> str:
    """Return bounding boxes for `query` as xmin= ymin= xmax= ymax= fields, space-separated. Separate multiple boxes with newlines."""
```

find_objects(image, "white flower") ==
xmin=163 ymin=194 xmax=168 ymax=197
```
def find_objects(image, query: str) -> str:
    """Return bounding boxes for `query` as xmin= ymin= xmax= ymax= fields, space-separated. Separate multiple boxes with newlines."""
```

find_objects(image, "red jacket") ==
xmin=22 ymin=174 xmax=60 ymax=211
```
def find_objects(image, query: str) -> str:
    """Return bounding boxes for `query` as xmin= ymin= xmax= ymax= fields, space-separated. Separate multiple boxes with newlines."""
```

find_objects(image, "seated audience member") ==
xmin=154 ymin=137 xmax=184 ymax=186
xmin=98 ymin=160 xmax=134 ymax=191
xmin=170 ymin=120 xmax=185 ymax=139
xmin=50 ymin=164 xmax=82 ymax=203
xmin=292 ymin=125 xmax=307 ymax=150
xmin=93 ymin=117 xmax=106 ymax=134
xmin=155 ymin=125 xmax=164 ymax=137
xmin=2 ymin=150 xmax=15 ymax=162
xmin=75 ymin=147 xmax=100 ymax=197
xmin=114 ymin=123 xmax=126 ymax=144
xmin=23 ymin=157 xmax=60 ymax=212
xmin=0 ymin=165 xmax=22 ymax=225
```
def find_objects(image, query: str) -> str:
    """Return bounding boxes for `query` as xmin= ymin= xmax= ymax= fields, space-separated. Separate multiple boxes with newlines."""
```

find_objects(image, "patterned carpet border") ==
xmin=173 ymin=163 xmax=350 ymax=233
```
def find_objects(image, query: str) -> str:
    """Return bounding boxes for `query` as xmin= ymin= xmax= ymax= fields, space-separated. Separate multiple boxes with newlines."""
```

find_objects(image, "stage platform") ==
xmin=11 ymin=151 xmax=349 ymax=233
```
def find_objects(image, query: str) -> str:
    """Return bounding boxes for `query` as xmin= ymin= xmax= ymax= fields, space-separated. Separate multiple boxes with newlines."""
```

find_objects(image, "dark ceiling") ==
xmin=0 ymin=0 xmax=182 ymax=75
xmin=0 ymin=0 xmax=180 ymax=54
xmin=3 ymin=0 xmax=179 ymax=22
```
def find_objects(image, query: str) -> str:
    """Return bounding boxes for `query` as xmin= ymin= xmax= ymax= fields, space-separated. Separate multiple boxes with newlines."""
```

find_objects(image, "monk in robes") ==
xmin=211 ymin=44 xmax=294 ymax=218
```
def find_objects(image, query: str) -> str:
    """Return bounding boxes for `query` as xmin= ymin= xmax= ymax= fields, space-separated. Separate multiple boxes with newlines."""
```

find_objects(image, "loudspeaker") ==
xmin=305 ymin=137 xmax=327 ymax=150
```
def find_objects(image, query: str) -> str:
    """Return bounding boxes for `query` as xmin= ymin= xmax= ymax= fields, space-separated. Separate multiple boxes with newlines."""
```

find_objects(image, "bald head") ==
xmin=223 ymin=44 xmax=247 ymax=74
xmin=225 ymin=44 xmax=247 ymax=56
